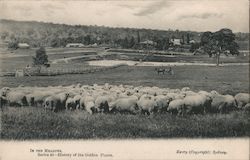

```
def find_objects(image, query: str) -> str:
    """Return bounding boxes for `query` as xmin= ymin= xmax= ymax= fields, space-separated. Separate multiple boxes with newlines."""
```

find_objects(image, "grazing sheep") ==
xmin=210 ymin=94 xmax=237 ymax=113
xmin=181 ymin=87 xmax=191 ymax=92
xmin=183 ymin=94 xmax=212 ymax=114
xmin=0 ymin=96 xmax=7 ymax=107
xmin=0 ymin=87 xmax=10 ymax=107
xmin=0 ymin=87 xmax=10 ymax=97
xmin=182 ymin=90 xmax=197 ymax=96
xmin=110 ymin=96 xmax=139 ymax=114
xmin=75 ymin=83 xmax=82 ymax=88
xmin=57 ymin=92 xmax=70 ymax=108
xmin=95 ymin=95 xmax=116 ymax=113
xmin=243 ymin=103 xmax=250 ymax=112
xmin=167 ymin=93 xmax=185 ymax=100
xmin=154 ymin=95 xmax=172 ymax=112
xmin=167 ymin=99 xmax=185 ymax=115
xmin=65 ymin=97 xmax=76 ymax=110
xmin=43 ymin=96 xmax=61 ymax=112
xmin=79 ymin=96 xmax=97 ymax=114
xmin=198 ymin=90 xmax=212 ymax=97
xmin=234 ymin=93 xmax=250 ymax=109
xmin=211 ymin=90 xmax=220 ymax=96
xmin=6 ymin=91 xmax=28 ymax=107
xmin=26 ymin=93 xmax=35 ymax=106
xmin=31 ymin=91 xmax=55 ymax=107
xmin=137 ymin=95 xmax=158 ymax=115
xmin=73 ymin=94 xmax=82 ymax=109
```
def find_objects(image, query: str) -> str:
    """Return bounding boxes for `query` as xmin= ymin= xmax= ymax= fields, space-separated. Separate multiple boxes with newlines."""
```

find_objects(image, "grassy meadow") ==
xmin=1 ymin=107 xmax=249 ymax=139
xmin=0 ymin=65 xmax=249 ymax=95
xmin=0 ymin=48 xmax=249 ymax=139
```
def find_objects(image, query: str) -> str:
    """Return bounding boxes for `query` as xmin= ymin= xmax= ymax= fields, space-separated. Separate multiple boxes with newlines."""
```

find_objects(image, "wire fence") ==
xmin=0 ymin=64 xmax=127 ymax=77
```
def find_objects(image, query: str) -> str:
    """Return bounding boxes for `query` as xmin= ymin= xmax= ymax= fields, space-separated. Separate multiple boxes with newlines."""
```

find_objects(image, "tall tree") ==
xmin=129 ymin=36 xmax=136 ymax=48
xmin=200 ymin=28 xmax=239 ymax=66
xmin=137 ymin=30 xmax=141 ymax=43
xmin=186 ymin=33 xmax=190 ymax=44
xmin=33 ymin=47 xmax=49 ymax=73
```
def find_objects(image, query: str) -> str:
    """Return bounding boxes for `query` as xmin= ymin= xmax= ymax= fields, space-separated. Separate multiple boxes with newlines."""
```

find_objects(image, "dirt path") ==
xmin=87 ymin=60 xmax=250 ymax=67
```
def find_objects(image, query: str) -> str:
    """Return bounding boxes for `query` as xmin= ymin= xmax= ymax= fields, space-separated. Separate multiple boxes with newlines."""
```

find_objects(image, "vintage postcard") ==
xmin=0 ymin=0 xmax=249 ymax=159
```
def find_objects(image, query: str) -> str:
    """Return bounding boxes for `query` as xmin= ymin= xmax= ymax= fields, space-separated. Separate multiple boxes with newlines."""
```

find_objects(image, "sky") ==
xmin=0 ymin=0 xmax=249 ymax=32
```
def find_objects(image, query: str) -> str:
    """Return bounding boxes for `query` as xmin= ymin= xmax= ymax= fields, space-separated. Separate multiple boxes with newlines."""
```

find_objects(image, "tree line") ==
xmin=0 ymin=19 xmax=248 ymax=53
xmin=0 ymin=19 xmax=205 ymax=50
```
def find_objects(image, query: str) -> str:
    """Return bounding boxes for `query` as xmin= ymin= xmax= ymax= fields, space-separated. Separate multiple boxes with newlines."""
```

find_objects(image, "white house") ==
xmin=66 ymin=43 xmax=84 ymax=48
xmin=140 ymin=40 xmax=156 ymax=45
xmin=171 ymin=39 xmax=181 ymax=46
xmin=18 ymin=43 xmax=30 ymax=49
xmin=189 ymin=40 xmax=196 ymax=44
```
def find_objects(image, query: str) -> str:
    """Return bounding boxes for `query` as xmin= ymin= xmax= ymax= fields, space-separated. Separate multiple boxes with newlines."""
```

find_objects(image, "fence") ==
xmin=0 ymin=64 xmax=127 ymax=77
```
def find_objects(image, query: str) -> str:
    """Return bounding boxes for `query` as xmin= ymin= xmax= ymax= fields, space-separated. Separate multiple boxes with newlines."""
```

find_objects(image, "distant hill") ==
xmin=0 ymin=19 xmax=248 ymax=50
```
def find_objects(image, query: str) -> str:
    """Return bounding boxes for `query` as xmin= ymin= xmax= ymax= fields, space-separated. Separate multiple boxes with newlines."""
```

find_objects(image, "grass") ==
xmin=0 ymin=48 xmax=249 ymax=139
xmin=1 ymin=107 xmax=249 ymax=139
xmin=0 ymin=65 xmax=249 ymax=95
xmin=1 ymin=47 xmax=249 ymax=71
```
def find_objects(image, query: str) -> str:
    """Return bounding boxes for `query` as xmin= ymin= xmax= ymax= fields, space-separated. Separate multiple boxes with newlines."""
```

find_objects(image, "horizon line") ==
xmin=1 ymin=18 xmax=248 ymax=34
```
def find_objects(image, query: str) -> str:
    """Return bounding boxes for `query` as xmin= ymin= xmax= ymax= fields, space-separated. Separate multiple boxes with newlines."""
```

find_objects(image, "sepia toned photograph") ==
xmin=0 ymin=0 xmax=249 ymax=144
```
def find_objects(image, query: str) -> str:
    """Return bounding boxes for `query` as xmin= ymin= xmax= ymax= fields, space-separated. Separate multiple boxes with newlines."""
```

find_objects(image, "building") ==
xmin=18 ymin=43 xmax=30 ymax=49
xmin=189 ymin=40 xmax=196 ymax=44
xmin=138 ymin=40 xmax=156 ymax=50
xmin=66 ymin=43 xmax=84 ymax=48
xmin=170 ymin=39 xmax=181 ymax=46
xmin=139 ymin=40 xmax=156 ymax=46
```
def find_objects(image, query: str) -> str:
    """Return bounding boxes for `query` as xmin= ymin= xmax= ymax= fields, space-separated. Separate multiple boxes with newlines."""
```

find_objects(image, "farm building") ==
xmin=170 ymin=39 xmax=181 ymax=46
xmin=140 ymin=40 xmax=156 ymax=46
xmin=66 ymin=43 xmax=84 ymax=48
xmin=17 ymin=43 xmax=30 ymax=49
xmin=137 ymin=40 xmax=156 ymax=50
xmin=189 ymin=40 xmax=196 ymax=44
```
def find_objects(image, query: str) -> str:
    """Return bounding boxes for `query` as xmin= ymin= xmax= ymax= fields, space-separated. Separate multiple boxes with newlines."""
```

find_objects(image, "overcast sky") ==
xmin=0 ymin=0 xmax=249 ymax=32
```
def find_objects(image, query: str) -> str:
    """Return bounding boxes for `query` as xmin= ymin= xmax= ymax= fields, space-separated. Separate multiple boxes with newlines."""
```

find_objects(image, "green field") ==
xmin=0 ymin=65 xmax=249 ymax=95
xmin=1 ymin=107 xmax=249 ymax=139
xmin=0 ymin=48 xmax=249 ymax=139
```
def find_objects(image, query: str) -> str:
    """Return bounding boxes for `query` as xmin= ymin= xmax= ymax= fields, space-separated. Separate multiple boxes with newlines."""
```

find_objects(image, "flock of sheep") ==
xmin=0 ymin=83 xmax=249 ymax=115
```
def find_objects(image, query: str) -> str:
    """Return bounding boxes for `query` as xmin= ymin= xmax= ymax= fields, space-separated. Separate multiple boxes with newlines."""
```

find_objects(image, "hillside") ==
xmin=0 ymin=19 xmax=249 ymax=50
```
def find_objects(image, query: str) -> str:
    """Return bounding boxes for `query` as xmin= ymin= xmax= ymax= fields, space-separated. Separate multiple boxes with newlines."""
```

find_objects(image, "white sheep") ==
xmin=234 ymin=93 xmax=250 ymax=109
xmin=43 ymin=95 xmax=61 ymax=112
xmin=183 ymin=94 xmax=212 ymax=114
xmin=110 ymin=96 xmax=139 ymax=114
xmin=181 ymin=87 xmax=191 ymax=92
xmin=65 ymin=97 xmax=76 ymax=110
xmin=95 ymin=95 xmax=117 ymax=113
xmin=31 ymin=91 xmax=55 ymax=107
xmin=167 ymin=99 xmax=185 ymax=115
xmin=154 ymin=95 xmax=172 ymax=112
xmin=137 ymin=95 xmax=158 ymax=115
xmin=243 ymin=103 xmax=250 ymax=112
xmin=210 ymin=94 xmax=237 ymax=113
xmin=79 ymin=96 xmax=97 ymax=114
xmin=73 ymin=94 xmax=82 ymax=109
xmin=6 ymin=91 xmax=28 ymax=106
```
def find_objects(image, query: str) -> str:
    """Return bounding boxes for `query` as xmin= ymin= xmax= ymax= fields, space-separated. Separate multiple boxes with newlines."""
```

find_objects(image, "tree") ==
xmin=129 ymin=36 xmax=136 ymax=48
xmin=137 ymin=30 xmax=140 ymax=43
xmin=1 ymin=31 xmax=9 ymax=40
xmin=200 ymin=28 xmax=239 ymax=66
xmin=8 ymin=40 xmax=18 ymax=49
xmin=33 ymin=47 xmax=49 ymax=73
xmin=84 ymin=35 xmax=91 ymax=45
xmin=181 ymin=34 xmax=185 ymax=44
xmin=190 ymin=43 xmax=200 ymax=52
xmin=122 ymin=37 xmax=129 ymax=48
xmin=186 ymin=33 xmax=190 ymax=44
